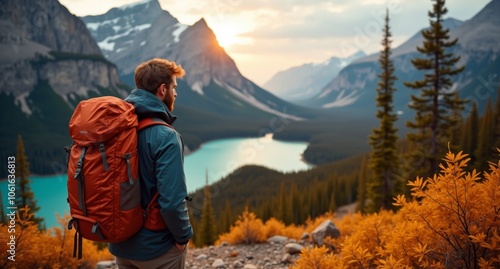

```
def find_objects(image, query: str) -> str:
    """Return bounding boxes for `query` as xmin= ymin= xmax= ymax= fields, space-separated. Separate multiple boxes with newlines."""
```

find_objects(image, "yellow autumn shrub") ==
xmin=293 ymin=149 xmax=500 ymax=268
xmin=0 ymin=206 xmax=113 ymax=269
xmin=217 ymin=207 xmax=266 ymax=245
xmin=293 ymin=245 xmax=342 ymax=269
xmin=389 ymin=150 xmax=500 ymax=268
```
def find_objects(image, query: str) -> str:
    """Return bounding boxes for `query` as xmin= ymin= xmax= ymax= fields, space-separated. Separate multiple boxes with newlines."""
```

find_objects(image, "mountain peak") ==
xmin=441 ymin=17 xmax=463 ymax=30
xmin=451 ymin=0 xmax=500 ymax=53
xmin=192 ymin=18 xmax=209 ymax=29
xmin=118 ymin=0 xmax=159 ymax=11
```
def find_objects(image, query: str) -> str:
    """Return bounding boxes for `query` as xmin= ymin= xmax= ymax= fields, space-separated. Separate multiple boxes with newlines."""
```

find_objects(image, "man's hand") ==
xmin=175 ymin=242 xmax=186 ymax=251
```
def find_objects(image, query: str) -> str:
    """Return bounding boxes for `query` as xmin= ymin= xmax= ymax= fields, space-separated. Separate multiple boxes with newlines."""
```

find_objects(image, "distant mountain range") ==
xmin=264 ymin=50 xmax=366 ymax=102
xmin=302 ymin=0 xmax=500 ymax=118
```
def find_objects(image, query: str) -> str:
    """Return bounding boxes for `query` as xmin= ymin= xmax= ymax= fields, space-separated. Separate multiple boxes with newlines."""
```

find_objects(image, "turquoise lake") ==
xmin=0 ymin=136 xmax=311 ymax=229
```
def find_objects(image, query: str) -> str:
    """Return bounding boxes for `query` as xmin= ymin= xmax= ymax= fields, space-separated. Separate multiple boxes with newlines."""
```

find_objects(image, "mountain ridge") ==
xmin=304 ymin=1 xmax=499 ymax=116
xmin=263 ymin=50 xmax=366 ymax=102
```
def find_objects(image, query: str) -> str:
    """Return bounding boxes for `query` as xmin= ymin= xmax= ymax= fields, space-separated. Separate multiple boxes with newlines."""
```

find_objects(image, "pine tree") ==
xmin=475 ymin=101 xmax=495 ymax=172
xmin=15 ymin=134 xmax=44 ymax=227
xmin=493 ymin=85 xmax=500 ymax=153
xmin=367 ymin=9 xmax=400 ymax=213
xmin=356 ymin=156 xmax=368 ymax=213
xmin=460 ymin=102 xmax=479 ymax=167
xmin=197 ymin=171 xmax=217 ymax=246
xmin=404 ymin=0 xmax=466 ymax=180
xmin=277 ymin=182 xmax=292 ymax=224
xmin=219 ymin=199 xmax=232 ymax=234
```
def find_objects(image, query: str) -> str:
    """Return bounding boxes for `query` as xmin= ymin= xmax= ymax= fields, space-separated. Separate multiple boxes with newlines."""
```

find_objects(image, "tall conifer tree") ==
xmin=197 ymin=171 xmax=217 ymax=246
xmin=219 ymin=199 xmax=232 ymax=234
xmin=15 ymin=135 xmax=43 ymax=226
xmin=367 ymin=10 xmax=400 ymax=213
xmin=493 ymin=85 xmax=500 ymax=153
xmin=460 ymin=102 xmax=479 ymax=167
xmin=356 ymin=156 xmax=368 ymax=213
xmin=404 ymin=0 xmax=466 ymax=179
xmin=475 ymin=101 xmax=495 ymax=172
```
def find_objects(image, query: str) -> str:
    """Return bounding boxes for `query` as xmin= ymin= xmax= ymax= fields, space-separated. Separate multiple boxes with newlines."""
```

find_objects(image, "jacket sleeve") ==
xmin=153 ymin=127 xmax=193 ymax=245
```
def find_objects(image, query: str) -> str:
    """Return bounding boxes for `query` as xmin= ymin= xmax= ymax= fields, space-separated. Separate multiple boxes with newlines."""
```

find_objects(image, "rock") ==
xmin=220 ymin=241 xmax=229 ymax=246
xmin=212 ymin=259 xmax=226 ymax=268
xmin=243 ymin=264 xmax=257 ymax=269
xmin=267 ymin=235 xmax=288 ymax=244
xmin=301 ymin=232 xmax=310 ymax=240
xmin=311 ymin=220 xmax=340 ymax=246
xmin=196 ymin=254 xmax=208 ymax=260
xmin=233 ymin=260 xmax=244 ymax=268
xmin=285 ymin=243 xmax=304 ymax=254
xmin=281 ymin=253 xmax=293 ymax=264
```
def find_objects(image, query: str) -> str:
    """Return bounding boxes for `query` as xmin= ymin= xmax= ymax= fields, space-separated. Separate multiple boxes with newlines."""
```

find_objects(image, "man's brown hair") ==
xmin=134 ymin=58 xmax=186 ymax=94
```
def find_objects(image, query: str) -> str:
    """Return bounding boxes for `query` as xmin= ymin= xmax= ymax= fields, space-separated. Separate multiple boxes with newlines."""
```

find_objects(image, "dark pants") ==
xmin=115 ymin=245 xmax=187 ymax=269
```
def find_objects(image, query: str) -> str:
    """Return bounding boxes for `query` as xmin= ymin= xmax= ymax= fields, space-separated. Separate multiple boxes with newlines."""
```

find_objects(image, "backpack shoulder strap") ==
xmin=138 ymin=118 xmax=173 ymax=131
xmin=137 ymin=118 xmax=170 ymax=224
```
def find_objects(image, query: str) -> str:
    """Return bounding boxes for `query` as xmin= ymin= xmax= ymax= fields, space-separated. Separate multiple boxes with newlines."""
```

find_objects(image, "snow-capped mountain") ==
xmin=305 ymin=0 xmax=499 ymax=118
xmin=264 ymin=50 xmax=366 ymax=102
xmin=81 ymin=0 xmax=166 ymax=59
xmin=82 ymin=0 xmax=315 ymax=121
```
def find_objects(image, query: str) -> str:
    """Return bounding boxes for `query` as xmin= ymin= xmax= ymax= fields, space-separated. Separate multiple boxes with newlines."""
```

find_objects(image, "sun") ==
xmin=210 ymin=20 xmax=253 ymax=49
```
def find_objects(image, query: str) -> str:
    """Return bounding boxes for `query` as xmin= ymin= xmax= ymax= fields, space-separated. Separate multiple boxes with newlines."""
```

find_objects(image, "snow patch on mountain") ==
xmin=15 ymin=92 xmax=32 ymax=115
xmin=173 ymin=23 xmax=188 ymax=42
xmin=191 ymin=81 xmax=204 ymax=95
xmin=119 ymin=0 xmax=155 ymax=11
xmin=322 ymin=90 xmax=360 ymax=108
xmin=96 ymin=23 xmax=152 ymax=52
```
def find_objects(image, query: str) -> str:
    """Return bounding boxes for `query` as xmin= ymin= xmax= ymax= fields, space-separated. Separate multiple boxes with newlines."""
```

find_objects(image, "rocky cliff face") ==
xmin=0 ymin=0 xmax=126 ymax=105
xmin=0 ymin=0 xmax=101 ymax=56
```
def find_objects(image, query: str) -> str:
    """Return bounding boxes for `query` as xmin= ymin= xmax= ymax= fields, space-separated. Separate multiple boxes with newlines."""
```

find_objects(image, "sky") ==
xmin=59 ymin=0 xmax=491 ymax=87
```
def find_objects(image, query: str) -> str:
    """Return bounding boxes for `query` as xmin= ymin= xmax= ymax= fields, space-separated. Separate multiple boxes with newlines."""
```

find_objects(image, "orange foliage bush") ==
xmin=293 ymin=246 xmax=341 ymax=268
xmin=293 ymin=149 xmax=500 ymax=268
xmin=264 ymin=217 xmax=304 ymax=240
xmin=217 ymin=207 xmax=266 ymax=245
xmin=0 ymin=206 xmax=114 ymax=269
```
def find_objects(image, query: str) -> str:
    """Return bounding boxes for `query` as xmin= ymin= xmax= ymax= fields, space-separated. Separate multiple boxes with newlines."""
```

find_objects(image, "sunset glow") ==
xmin=210 ymin=22 xmax=253 ymax=48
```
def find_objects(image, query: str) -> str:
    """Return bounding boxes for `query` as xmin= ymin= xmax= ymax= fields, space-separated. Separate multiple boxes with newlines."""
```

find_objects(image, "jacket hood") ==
xmin=125 ymin=89 xmax=177 ymax=125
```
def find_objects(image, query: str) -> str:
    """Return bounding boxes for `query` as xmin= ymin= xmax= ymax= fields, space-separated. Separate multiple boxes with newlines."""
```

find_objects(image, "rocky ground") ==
xmin=184 ymin=203 xmax=356 ymax=269
xmin=185 ymin=237 xmax=313 ymax=269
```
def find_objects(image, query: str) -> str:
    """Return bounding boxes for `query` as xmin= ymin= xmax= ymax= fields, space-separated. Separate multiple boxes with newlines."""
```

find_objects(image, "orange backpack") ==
xmin=67 ymin=96 xmax=168 ymax=259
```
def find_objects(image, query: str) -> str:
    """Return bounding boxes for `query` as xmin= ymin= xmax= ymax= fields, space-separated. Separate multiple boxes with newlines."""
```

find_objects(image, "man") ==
xmin=109 ymin=58 xmax=193 ymax=269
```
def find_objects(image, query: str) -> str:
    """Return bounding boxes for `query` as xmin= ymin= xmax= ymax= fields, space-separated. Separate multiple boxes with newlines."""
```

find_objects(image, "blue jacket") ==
xmin=108 ymin=89 xmax=193 ymax=261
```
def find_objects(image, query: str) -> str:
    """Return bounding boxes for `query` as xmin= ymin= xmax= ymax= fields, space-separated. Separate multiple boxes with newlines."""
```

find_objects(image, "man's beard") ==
xmin=163 ymin=95 xmax=174 ymax=112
